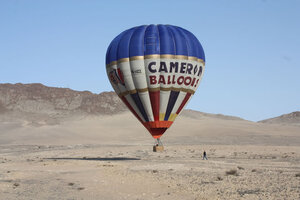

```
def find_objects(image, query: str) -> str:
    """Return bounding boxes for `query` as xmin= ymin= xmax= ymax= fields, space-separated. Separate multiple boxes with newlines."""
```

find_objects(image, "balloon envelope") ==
xmin=106 ymin=24 xmax=205 ymax=139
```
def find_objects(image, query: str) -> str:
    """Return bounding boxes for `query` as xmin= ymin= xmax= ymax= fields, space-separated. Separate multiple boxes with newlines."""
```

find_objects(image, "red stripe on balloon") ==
xmin=149 ymin=91 xmax=160 ymax=121
xmin=120 ymin=96 xmax=143 ymax=124
xmin=117 ymin=68 xmax=124 ymax=84
xmin=176 ymin=93 xmax=192 ymax=114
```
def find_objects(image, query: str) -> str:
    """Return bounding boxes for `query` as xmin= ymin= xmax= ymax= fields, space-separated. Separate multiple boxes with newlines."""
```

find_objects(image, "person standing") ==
xmin=203 ymin=150 xmax=208 ymax=160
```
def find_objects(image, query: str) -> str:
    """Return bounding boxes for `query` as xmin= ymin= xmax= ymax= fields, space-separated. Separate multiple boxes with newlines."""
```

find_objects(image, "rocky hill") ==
xmin=258 ymin=111 xmax=300 ymax=125
xmin=0 ymin=83 xmax=127 ymax=124
xmin=0 ymin=83 xmax=127 ymax=115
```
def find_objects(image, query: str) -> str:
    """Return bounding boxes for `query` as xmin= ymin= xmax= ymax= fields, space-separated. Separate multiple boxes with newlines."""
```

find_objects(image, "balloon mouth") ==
xmin=149 ymin=128 xmax=168 ymax=139
xmin=143 ymin=121 xmax=173 ymax=139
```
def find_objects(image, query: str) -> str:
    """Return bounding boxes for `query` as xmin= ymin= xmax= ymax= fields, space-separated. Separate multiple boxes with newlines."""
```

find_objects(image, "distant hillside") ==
xmin=258 ymin=111 xmax=300 ymax=125
xmin=181 ymin=109 xmax=246 ymax=121
xmin=0 ymin=83 xmax=127 ymax=122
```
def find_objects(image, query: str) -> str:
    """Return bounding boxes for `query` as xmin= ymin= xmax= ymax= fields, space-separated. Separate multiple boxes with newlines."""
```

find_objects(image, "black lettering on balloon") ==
xmin=159 ymin=62 xmax=168 ymax=72
xmin=180 ymin=62 xmax=186 ymax=73
xmin=170 ymin=62 xmax=178 ymax=73
xmin=148 ymin=62 xmax=157 ymax=73
xmin=197 ymin=66 xmax=203 ymax=76
xmin=186 ymin=63 xmax=193 ymax=74
xmin=193 ymin=65 xmax=198 ymax=75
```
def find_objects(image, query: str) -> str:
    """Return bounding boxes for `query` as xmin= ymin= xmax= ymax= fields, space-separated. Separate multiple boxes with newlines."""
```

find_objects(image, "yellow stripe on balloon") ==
xmin=159 ymin=113 xmax=165 ymax=121
xmin=168 ymin=113 xmax=178 ymax=122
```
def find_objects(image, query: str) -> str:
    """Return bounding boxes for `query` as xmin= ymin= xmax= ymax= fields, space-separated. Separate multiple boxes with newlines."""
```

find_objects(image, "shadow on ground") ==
xmin=45 ymin=157 xmax=141 ymax=161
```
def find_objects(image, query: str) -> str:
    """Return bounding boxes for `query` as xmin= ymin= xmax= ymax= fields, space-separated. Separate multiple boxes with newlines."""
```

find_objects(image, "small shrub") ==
xmin=251 ymin=169 xmax=257 ymax=172
xmin=295 ymin=173 xmax=300 ymax=177
xmin=13 ymin=183 xmax=20 ymax=187
xmin=217 ymin=176 xmax=223 ymax=181
xmin=237 ymin=166 xmax=244 ymax=170
xmin=226 ymin=169 xmax=238 ymax=176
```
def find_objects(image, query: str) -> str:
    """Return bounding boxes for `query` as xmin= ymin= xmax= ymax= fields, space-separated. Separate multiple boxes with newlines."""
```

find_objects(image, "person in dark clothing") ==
xmin=203 ymin=150 xmax=208 ymax=160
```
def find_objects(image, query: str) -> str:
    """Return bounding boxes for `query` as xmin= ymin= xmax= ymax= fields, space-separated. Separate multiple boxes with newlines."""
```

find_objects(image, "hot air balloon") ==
xmin=106 ymin=24 xmax=205 ymax=151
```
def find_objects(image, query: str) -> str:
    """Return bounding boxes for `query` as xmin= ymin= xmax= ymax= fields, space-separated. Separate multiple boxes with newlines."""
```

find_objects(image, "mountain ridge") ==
xmin=0 ymin=83 xmax=299 ymax=125
xmin=258 ymin=111 xmax=300 ymax=125
xmin=0 ymin=83 xmax=127 ymax=115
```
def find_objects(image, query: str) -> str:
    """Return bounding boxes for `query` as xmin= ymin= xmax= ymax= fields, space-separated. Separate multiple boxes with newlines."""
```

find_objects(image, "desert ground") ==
xmin=0 ymin=111 xmax=300 ymax=200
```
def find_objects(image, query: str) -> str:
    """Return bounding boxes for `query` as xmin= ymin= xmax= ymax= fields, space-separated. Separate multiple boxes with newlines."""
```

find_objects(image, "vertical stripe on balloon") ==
xmin=167 ymin=91 xmax=186 ymax=122
xmin=168 ymin=113 xmax=177 ymax=121
xmin=149 ymin=91 xmax=160 ymax=121
xmin=176 ymin=93 xmax=192 ymax=114
xmin=159 ymin=90 xmax=170 ymax=121
xmin=124 ymin=94 xmax=146 ymax=122
xmin=130 ymin=93 xmax=149 ymax=122
xmin=164 ymin=91 xmax=180 ymax=121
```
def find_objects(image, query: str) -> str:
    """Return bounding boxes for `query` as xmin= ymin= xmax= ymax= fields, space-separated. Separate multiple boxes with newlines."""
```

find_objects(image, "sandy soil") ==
xmin=0 ymin=144 xmax=299 ymax=200
xmin=0 ymin=112 xmax=299 ymax=199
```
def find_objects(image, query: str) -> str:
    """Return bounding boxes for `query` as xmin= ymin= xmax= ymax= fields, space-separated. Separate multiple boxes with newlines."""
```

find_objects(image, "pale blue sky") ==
xmin=0 ymin=0 xmax=299 ymax=121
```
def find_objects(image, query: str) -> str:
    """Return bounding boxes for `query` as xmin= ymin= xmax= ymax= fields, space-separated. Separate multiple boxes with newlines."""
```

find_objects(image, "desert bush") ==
xmin=295 ymin=173 xmax=300 ymax=177
xmin=226 ymin=169 xmax=238 ymax=176
xmin=217 ymin=176 xmax=223 ymax=181
xmin=13 ymin=183 xmax=19 ymax=187
xmin=251 ymin=169 xmax=257 ymax=172
xmin=237 ymin=166 xmax=244 ymax=170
